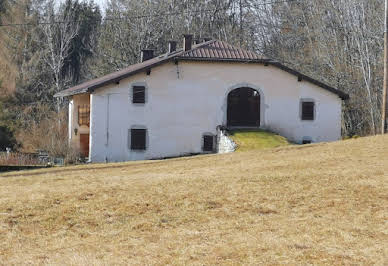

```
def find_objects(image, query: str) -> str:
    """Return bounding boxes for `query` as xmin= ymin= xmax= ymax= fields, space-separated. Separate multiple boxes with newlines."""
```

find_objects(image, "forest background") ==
xmin=0 ymin=0 xmax=383 ymax=156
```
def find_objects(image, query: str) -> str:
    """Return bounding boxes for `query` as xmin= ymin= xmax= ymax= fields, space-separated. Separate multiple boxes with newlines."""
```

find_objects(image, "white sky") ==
xmin=57 ymin=0 xmax=107 ymax=9
xmin=92 ymin=0 xmax=107 ymax=9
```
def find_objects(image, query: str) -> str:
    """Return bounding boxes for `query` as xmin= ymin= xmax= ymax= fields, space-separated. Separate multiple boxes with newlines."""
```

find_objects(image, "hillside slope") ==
xmin=0 ymin=136 xmax=387 ymax=264
xmin=229 ymin=129 xmax=290 ymax=151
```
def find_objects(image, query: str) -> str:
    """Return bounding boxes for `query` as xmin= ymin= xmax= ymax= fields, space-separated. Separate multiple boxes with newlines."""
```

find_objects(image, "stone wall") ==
xmin=217 ymin=129 xmax=236 ymax=154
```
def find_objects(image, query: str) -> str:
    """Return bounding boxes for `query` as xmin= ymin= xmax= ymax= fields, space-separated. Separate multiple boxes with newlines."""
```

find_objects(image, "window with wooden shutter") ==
xmin=203 ymin=135 xmax=214 ymax=152
xmin=133 ymin=86 xmax=145 ymax=103
xmin=301 ymin=101 xmax=314 ymax=120
xmin=78 ymin=105 xmax=90 ymax=126
xmin=131 ymin=129 xmax=146 ymax=150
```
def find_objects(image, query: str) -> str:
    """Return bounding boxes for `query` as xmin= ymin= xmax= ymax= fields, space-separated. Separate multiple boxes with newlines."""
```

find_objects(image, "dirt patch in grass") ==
xmin=0 ymin=135 xmax=387 ymax=264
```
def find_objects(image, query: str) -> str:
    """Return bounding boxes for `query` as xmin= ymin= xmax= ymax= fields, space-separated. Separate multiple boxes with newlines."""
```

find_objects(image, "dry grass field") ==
xmin=0 ymin=135 xmax=387 ymax=265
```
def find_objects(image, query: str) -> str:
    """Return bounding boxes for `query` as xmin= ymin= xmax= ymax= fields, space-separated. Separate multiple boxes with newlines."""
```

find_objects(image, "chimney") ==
xmin=168 ymin=41 xmax=177 ymax=53
xmin=141 ymin=49 xmax=154 ymax=62
xmin=183 ymin=34 xmax=193 ymax=51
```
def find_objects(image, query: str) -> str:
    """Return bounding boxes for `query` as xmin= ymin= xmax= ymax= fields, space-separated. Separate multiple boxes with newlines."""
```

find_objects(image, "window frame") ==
xmin=78 ymin=104 xmax=90 ymax=127
xmin=300 ymin=99 xmax=315 ymax=121
xmin=129 ymin=128 xmax=147 ymax=151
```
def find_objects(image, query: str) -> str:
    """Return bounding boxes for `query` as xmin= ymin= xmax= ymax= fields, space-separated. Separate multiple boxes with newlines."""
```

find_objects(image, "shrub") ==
xmin=16 ymin=103 xmax=81 ymax=164
xmin=0 ymin=125 xmax=18 ymax=150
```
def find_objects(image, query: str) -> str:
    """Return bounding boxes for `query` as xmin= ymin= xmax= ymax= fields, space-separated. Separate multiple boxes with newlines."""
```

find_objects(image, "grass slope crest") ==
xmin=228 ymin=129 xmax=290 ymax=152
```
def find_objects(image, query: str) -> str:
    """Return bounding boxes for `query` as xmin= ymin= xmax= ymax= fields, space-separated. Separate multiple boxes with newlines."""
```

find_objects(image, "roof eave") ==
xmin=54 ymin=87 xmax=88 ymax=98
xmin=54 ymin=57 xmax=176 ymax=97
xmin=269 ymin=62 xmax=349 ymax=100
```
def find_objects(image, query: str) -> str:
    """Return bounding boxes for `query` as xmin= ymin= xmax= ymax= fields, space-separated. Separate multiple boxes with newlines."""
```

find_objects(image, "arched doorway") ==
xmin=227 ymin=87 xmax=260 ymax=127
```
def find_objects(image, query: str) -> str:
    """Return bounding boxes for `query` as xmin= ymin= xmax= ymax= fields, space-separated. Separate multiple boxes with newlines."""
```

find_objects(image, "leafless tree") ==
xmin=40 ymin=0 xmax=79 ymax=98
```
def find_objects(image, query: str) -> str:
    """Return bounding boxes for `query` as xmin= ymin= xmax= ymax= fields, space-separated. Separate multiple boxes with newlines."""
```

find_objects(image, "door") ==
xmin=106 ymin=94 xmax=128 ymax=161
xmin=80 ymin=133 xmax=89 ymax=158
xmin=227 ymin=87 xmax=260 ymax=127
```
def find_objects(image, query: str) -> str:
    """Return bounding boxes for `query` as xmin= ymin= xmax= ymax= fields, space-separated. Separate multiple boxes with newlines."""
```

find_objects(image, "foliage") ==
xmin=0 ymin=99 xmax=18 ymax=150
xmin=63 ymin=1 xmax=102 ymax=83
xmin=0 ymin=125 xmax=17 ymax=150
xmin=257 ymin=0 xmax=384 ymax=135
xmin=15 ymin=103 xmax=80 ymax=158
xmin=0 ymin=0 xmax=386 ymax=155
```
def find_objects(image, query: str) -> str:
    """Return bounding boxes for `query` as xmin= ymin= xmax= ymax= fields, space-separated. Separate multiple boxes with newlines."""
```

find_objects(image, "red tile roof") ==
xmin=180 ymin=40 xmax=267 ymax=60
xmin=54 ymin=40 xmax=348 ymax=100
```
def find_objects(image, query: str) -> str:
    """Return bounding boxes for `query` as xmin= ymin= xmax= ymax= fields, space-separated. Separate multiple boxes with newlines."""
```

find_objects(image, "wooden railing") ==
xmin=0 ymin=152 xmax=43 ymax=166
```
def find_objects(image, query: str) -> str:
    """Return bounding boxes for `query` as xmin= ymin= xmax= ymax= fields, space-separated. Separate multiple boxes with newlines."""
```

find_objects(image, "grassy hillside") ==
xmin=0 ymin=136 xmax=387 ymax=264
xmin=229 ymin=129 xmax=290 ymax=151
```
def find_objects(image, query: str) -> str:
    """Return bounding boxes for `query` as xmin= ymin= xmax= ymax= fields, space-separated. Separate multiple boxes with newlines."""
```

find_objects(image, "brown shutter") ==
xmin=203 ymin=135 xmax=214 ymax=152
xmin=302 ymin=102 xmax=314 ymax=120
xmin=133 ymin=86 xmax=145 ymax=103
xmin=131 ymin=129 xmax=146 ymax=150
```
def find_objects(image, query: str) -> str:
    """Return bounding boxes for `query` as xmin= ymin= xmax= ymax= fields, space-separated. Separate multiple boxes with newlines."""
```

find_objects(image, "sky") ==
xmin=57 ymin=0 xmax=107 ymax=9
xmin=92 ymin=0 xmax=106 ymax=9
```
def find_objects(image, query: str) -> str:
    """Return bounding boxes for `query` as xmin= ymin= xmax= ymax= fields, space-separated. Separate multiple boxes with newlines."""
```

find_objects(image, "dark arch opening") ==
xmin=227 ymin=87 xmax=260 ymax=127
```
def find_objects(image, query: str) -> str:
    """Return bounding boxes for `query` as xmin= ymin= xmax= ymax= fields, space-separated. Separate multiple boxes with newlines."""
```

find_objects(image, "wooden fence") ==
xmin=0 ymin=152 xmax=44 ymax=166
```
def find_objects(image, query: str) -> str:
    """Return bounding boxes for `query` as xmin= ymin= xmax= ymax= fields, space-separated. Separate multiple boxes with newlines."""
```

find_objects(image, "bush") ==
xmin=0 ymin=125 xmax=18 ymax=151
xmin=16 ymin=103 xmax=81 ymax=164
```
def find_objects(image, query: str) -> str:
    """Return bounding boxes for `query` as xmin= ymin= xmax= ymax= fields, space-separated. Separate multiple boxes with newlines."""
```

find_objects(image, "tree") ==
xmin=62 ymin=0 xmax=102 ymax=84
xmin=0 ymin=125 xmax=18 ymax=150
xmin=40 ymin=0 xmax=80 ymax=100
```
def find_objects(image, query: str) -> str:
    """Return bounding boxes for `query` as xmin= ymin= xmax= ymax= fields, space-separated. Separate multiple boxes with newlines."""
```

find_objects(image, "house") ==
xmin=54 ymin=35 xmax=349 ymax=162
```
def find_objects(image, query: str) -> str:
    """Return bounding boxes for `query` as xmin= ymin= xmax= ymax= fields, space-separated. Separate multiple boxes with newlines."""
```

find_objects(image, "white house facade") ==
xmin=55 ymin=36 xmax=348 ymax=162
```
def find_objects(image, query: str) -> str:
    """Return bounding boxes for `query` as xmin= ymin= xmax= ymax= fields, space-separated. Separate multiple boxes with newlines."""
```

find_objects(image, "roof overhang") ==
xmin=54 ymin=58 xmax=176 ymax=98
xmin=54 ymin=39 xmax=349 ymax=101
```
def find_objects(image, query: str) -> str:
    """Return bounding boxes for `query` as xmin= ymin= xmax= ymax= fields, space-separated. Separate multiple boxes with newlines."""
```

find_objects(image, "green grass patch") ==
xmin=229 ymin=129 xmax=290 ymax=152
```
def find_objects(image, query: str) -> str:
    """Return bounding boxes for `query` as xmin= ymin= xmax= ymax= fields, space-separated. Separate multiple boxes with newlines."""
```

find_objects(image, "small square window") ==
xmin=301 ymin=101 xmax=314 ymax=120
xmin=133 ymin=86 xmax=145 ymax=103
xmin=131 ymin=129 xmax=146 ymax=150
xmin=203 ymin=135 xmax=214 ymax=152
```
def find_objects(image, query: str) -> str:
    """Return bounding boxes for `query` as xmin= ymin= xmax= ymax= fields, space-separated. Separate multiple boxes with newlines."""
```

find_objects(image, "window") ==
xmin=131 ymin=129 xmax=146 ymax=150
xmin=203 ymin=135 xmax=214 ymax=152
xmin=301 ymin=101 xmax=314 ymax=120
xmin=133 ymin=86 xmax=145 ymax=103
xmin=78 ymin=105 xmax=90 ymax=126
xmin=302 ymin=140 xmax=312 ymax=144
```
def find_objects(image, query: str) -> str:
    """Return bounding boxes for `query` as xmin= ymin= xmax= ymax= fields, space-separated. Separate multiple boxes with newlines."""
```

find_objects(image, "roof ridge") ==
xmin=177 ymin=39 xmax=268 ymax=60
xmin=217 ymin=40 xmax=266 ymax=59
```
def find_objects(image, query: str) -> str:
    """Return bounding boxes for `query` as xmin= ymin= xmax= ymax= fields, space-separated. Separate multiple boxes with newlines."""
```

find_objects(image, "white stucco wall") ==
xmin=89 ymin=61 xmax=342 ymax=162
